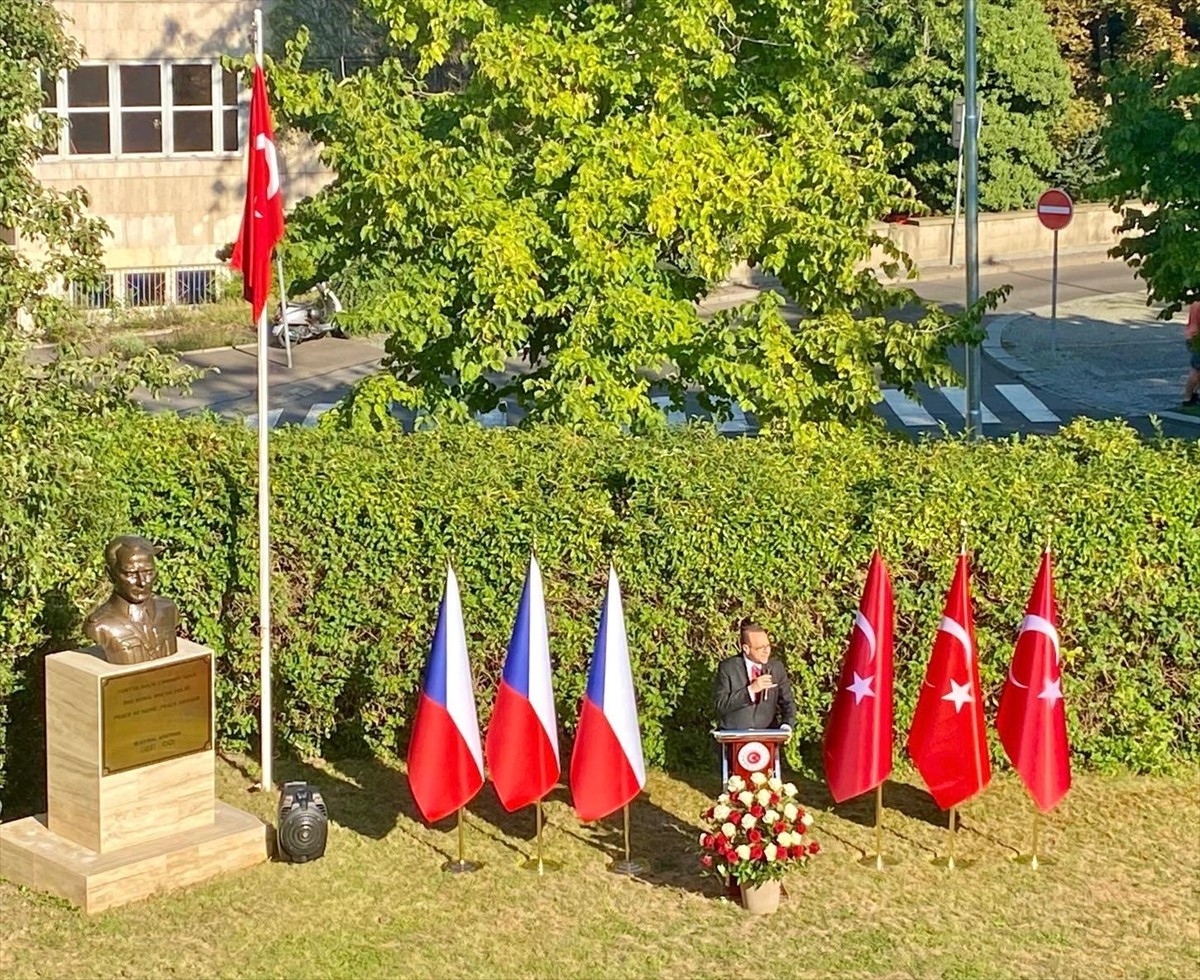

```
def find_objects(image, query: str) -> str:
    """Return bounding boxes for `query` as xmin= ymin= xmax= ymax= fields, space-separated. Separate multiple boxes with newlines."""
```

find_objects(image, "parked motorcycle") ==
xmin=270 ymin=283 xmax=343 ymax=347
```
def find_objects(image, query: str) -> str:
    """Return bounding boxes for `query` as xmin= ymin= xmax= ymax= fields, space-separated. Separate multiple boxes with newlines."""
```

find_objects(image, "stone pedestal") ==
xmin=0 ymin=640 xmax=270 ymax=913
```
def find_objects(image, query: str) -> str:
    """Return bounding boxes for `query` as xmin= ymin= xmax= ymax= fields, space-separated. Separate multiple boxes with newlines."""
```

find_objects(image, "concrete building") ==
xmin=38 ymin=1 xmax=328 ymax=307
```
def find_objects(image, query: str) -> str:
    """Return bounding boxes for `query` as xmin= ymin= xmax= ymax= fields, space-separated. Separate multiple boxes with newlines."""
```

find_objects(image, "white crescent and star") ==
xmin=845 ymin=670 xmax=875 ymax=705
xmin=1008 ymin=613 xmax=1062 ymax=689
xmin=256 ymin=133 xmax=281 ymax=199
xmin=1037 ymin=677 xmax=1063 ymax=706
xmin=941 ymin=678 xmax=974 ymax=712
xmin=853 ymin=611 xmax=877 ymax=662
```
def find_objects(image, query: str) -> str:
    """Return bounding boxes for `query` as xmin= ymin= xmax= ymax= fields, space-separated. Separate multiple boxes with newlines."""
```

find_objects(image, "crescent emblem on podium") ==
xmin=737 ymin=741 xmax=770 ymax=772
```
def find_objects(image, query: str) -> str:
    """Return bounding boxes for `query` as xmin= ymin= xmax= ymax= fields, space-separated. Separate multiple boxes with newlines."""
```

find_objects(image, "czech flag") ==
xmin=570 ymin=566 xmax=646 ymax=822
xmin=407 ymin=565 xmax=484 ymax=823
xmin=485 ymin=555 xmax=560 ymax=811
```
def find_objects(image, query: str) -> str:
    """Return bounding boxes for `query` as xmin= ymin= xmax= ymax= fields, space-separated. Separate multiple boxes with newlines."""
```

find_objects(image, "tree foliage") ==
xmin=269 ymin=0 xmax=978 ymax=434
xmin=0 ymin=0 xmax=107 ymax=334
xmin=1103 ymin=53 xmax=1200 ymax=316
xmin=864 ymin=0 xmax=1074 ymax=212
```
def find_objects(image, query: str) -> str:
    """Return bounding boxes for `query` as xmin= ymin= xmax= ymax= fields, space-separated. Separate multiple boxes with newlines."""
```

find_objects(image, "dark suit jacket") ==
xmin=714 ymin=654 xmax=797 ymax=730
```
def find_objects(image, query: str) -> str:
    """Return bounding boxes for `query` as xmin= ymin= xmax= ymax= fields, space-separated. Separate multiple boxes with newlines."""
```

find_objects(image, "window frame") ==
xmin=42 ymin=60 xmax=244 ymax=160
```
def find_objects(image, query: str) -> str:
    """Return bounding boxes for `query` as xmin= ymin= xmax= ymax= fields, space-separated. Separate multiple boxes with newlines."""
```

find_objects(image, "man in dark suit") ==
xmin=714 ymin=621 xmax=797 ymax=730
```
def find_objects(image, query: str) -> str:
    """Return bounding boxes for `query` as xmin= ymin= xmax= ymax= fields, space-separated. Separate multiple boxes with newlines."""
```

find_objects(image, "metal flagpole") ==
xmin=963 ymin=0 xmax=983 ymax=440
xmin=253 ymin=5 xmax=273 ymax=793
xmin=276 ymin=254 xmax=292 ymax=370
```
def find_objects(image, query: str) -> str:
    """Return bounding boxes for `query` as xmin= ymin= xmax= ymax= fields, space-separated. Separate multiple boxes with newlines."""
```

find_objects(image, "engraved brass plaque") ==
xmin=101 ymin=654 xmax=212 ymax=775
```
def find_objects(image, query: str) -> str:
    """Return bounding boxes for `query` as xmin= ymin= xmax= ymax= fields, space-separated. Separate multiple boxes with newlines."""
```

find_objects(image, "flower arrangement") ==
xmin=698 ymin=772 xmax=819 ymax=886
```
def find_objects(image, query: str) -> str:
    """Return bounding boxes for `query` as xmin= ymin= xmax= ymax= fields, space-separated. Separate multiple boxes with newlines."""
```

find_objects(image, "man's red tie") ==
xmin=752 ymin=665 xmax=762 ymax=703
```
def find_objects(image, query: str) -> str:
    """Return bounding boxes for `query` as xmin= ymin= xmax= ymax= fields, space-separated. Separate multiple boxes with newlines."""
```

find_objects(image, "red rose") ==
xmin=703 ymin=834 xmax=716 ymax=849
xmin=808 ymin=841 xmax=821 ymax=855
xmin=773 ymin=820 xmax=787 ymax=834
xmin=769 ymin=793 xmax=781 ymax=806
xmin=791 ymin=845 xmax=807 ymax=859
xmin=747 ymin=828 xmax=763 ymax=844
xmin=728 ymin=810 xmax=742 ymax=824
xmin=704 ymin=807 xmax=714 ymax=820
xmin=749 ymin=844 xmax=765 ymax=860
xmin=701 ymin=854 xmax=714 ymax=867
xmin=750 ymin=804 xmax=765 ymax=818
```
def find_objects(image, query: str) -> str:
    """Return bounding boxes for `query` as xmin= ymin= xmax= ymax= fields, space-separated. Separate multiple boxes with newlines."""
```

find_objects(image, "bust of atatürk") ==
xmin=84 ymin=535 xmax=179 ymax=665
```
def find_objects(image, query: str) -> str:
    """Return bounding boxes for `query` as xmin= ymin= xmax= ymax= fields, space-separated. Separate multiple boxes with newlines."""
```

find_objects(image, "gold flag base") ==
xmin=930 ymin=855 xmax=975 ymax=870
xmin=1010 ymin=852 xmax=1054 ymax=869
xmin=520 ymin=857 xmax=563 ymax=875
xmin=858 ymin=852 xmax=900 ymax=870
xmin=442 ymin=858 xmax=482 ymax=874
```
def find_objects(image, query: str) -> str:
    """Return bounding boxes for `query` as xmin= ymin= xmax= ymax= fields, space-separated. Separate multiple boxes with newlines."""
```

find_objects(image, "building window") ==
xmin=176 ymin=268 xmax=218 ymax=304
xmin=71 ymin=275 xmax=114 ymax=309
xmin=42 ymin=62 xmax=243 ymax=158
xmin=125 ymin=271 xmax=167 ymax=307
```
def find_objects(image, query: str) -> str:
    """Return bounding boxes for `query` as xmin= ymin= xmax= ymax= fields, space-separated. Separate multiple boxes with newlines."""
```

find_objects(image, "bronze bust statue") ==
xmin=84 ymin=535 xmax=179 ymax=664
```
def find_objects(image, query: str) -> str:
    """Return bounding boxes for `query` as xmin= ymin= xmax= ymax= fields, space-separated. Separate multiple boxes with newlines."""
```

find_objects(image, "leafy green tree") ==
xmin=864 ymin=0 xmax=1074 ymax=211
xmin=270 ymin=0 xmax=979 ymax=434
xmin=0 ymin=0 xmax=107 ymax=335
xmin=1103 ymin=54 xmax=1200 ymax=316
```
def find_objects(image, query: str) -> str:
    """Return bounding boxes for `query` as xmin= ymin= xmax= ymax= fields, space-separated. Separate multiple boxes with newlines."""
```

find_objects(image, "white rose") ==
xmin=801 ymin=813 xmax=814 ymax=828
xmin=698 ymin=832 xmax=707 ymax=845
xmin=750 ymin=771 xmax=768 ymax=786
xmin=783 ymin=802 xmax=798 ymax=821
xmin=721 ymin=822 xmax=737 ymax=838
xmin=728 ymin=775 xmax=746 ymax=792
xmin=738 ymin=791 xmax=754 ymax=807
xmin=776 ymin=831 xmax=792 ymax=848
xmin=764 ymin=843 xmax=778 ymax=861
xmin=764 ymin=809 xmax=779 ymax=824
xmin=717 ymin=793 xmax=730 ymax=804
xmin=717 ymin=863 xmax=727 ymax=875
xmin=784 ymin=782 xmax=798 ymax=798
xmin=741 ymin=814 xmax=757 ymax=829
xmin=756 ymin=789 xmax=772 ymax=806
xmin=735 ymin=844 xmax=751 ymax=861
xmin=713 ymin=804 xmax=731 ymax=821
xmin=768 ymin=776 xmax=783 ymax=792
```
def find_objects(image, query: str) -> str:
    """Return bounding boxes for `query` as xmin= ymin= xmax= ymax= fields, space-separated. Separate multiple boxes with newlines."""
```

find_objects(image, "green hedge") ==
xmin=3 ymin=416 xmax=1197 ymax=812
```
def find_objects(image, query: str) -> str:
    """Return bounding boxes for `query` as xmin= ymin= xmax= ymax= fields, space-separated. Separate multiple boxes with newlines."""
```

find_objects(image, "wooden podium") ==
xmin=0 ymin=640 xmax=270 ymax=913
xmin=712 ymin=729 xmax=791 ymax=785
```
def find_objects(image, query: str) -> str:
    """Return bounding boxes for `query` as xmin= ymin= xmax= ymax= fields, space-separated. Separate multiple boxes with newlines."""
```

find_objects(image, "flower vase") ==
xmin=740 ymin=879 xmax=781 ymax=915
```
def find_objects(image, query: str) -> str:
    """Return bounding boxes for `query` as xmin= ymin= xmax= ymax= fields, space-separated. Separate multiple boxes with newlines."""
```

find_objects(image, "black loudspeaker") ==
xmin=276 ymin=781 xmax=329 ymax=863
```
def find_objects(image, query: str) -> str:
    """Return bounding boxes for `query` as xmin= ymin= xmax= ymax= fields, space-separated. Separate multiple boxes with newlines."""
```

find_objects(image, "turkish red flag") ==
xmin=906 ymin=552 xmax=991 ymax=809
xmin=995 ymin=551 xmax=1071 ymax=812
xmin=823 ymin=550 xmax=894 ymax=803
xmin=230 ymin=64 xmax=284 ymax=322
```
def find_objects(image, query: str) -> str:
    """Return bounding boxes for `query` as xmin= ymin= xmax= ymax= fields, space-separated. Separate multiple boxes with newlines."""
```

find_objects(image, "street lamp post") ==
xmin=963 ymin=0 xmax=983 ymax=440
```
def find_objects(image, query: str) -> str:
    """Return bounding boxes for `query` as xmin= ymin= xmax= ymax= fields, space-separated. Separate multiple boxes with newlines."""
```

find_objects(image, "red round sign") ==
xmin=1037 ymin=188 xmax=1073 ymax=231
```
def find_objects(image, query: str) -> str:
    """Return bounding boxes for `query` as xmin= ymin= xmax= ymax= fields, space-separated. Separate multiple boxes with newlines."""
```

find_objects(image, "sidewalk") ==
xmin=986 ymin=292 xmax=1200 ymax=425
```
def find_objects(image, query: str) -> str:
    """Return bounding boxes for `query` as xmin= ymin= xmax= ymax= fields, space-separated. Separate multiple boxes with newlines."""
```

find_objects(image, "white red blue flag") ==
xmin=407 ymin=565 xmax=484 ymax=823
xmin=570 ymin=566 xmax=646 ymax=821
xmin=485 ymin=555 xmax=560 ymax=811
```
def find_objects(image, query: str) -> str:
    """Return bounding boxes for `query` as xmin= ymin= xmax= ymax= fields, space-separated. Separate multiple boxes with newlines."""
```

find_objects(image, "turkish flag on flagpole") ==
xmin=823 ymin=549 xmax=894 ymax=803
xmin=995 ymin=551 xmax=1071 ymax=812
xmin=230 ymin=64 xmax=284 ymax=322
xmin=906 ymin=552 xmax=991 ymax=810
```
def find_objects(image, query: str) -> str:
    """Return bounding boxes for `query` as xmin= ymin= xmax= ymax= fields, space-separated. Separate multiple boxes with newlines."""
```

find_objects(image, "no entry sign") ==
xmin=1037 ymin=188 xmax=1073 ymax=231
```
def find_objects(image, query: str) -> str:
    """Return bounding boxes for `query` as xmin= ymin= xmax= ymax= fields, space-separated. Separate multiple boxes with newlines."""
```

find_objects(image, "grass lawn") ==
xmin=2 ymin=757 xmax=1197 ymax=979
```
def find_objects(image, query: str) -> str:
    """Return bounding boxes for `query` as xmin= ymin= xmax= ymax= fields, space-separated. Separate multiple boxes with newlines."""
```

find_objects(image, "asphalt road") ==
xmin=153 ymin=256 xmax=1195 ymax=440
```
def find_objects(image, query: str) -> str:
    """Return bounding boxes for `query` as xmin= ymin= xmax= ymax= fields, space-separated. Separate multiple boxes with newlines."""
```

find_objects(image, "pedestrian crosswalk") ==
xmin=240 ymin=382 xmax=1065 ymax=435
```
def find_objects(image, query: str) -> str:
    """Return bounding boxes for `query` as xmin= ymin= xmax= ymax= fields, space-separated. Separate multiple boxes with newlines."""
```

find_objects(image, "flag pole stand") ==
xmin=611 ymin=803 xmax=644 ymax=875
xmin=443 ymin=808 xmax=482 ymax=874
xmin=858 ymin=783 xmax=897 ymax=870
xmin=521 ymin=799 xmax=561 ymax=875
xmin=1011 ymin=808 xmax=1054 ymax=869
xmin=932 ymin=806 xmax=974 ymax=869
